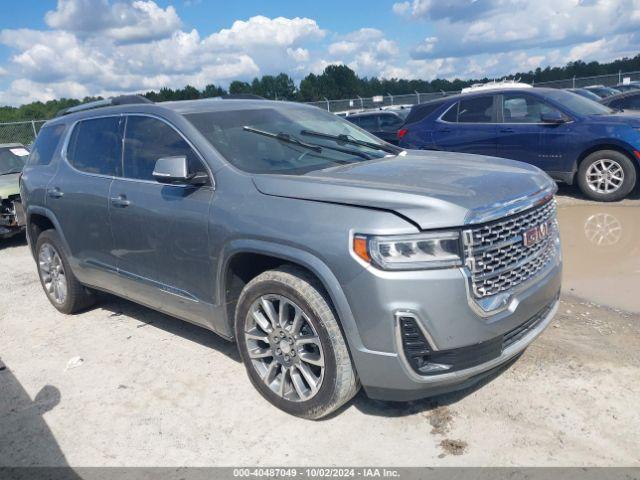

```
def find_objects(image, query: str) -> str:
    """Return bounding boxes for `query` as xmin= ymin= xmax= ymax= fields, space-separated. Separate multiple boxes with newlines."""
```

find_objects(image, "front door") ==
xmin=108 ymin=115 xmax=215 ymax=326
xmin=496 ymin=93 xmax=568 ymax=170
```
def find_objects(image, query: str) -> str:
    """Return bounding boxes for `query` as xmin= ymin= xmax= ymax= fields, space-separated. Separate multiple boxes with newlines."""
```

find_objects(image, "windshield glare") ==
xmin=186 ymin=106 xmax=390 ymax=174
xmin=546 ymin=90 xmax=615 ymax=116
xmin=0 ymin=148 xmax=26 ymax=175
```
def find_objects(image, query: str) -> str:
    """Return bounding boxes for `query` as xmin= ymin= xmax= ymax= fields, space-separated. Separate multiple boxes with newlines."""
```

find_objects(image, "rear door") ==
xmin=47 ymin=116 xmax=123 ymax=287
xmin=108 ymin=115 xmax=214 ymax=325
xmin=496 ymin=92 xmax=569 ymax=170
xmin=432 ymin=95 xmax=498 ymax=156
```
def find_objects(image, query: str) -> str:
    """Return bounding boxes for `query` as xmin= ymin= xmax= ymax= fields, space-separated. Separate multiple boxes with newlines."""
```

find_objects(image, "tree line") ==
xmin=1 ymin=54 xmax=639 ymax=122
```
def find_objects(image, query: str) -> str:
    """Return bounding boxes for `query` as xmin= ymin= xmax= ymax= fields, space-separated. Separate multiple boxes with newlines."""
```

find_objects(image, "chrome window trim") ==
xmin=61 ymin=112 xmax=215 ymax=190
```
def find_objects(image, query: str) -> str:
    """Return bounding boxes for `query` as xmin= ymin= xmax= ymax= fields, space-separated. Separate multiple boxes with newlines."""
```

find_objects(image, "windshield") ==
xmin=186 ymin=106 xmax=392 ymax=174
xmin=0 ymin=147 xmax=27 ymax=175
xmin=545 ymin=90 xmax=615 ymax=116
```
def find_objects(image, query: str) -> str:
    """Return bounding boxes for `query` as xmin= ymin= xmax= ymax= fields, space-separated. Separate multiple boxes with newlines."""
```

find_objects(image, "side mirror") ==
xmin=541 ymin=111 xmax=566 ymax=124
xmin=152 ymin=156 xmax=207 ymax=185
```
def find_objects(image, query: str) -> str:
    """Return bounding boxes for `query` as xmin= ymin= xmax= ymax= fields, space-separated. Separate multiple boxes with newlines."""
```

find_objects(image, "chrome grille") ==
xmin=464 ymin=199 xmax=558 ymax=299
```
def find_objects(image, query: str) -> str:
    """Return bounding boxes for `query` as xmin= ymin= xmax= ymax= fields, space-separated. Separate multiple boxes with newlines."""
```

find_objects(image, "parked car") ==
xmin=21 ymin=96 xmax=561 ymax=418
xmin=614 ymin=81 xmax=640 ymax=92
xmin=566 ymin=88 xmax=602 ymax=102
xmin=0 ymin=143 xmax=29 ymax=238
xmin=398 ymin=87 xmax=640 ymax=201
xmin=600 ymin=90 xmax=640 ymax=111
xmin=583 ymin=85 xmax=621 ymax=98
xmin=345 ymin=108 xmax=409 ymax=144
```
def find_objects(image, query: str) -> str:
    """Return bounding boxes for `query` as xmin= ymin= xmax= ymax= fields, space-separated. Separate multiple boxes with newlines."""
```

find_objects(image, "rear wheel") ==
xmin=235 ymin=266 xmax=359 ymax=419
xmin=35 ymin=230 xmax=95 ymax=314
xmin=577 ymin=150 xmax=636 ymax=201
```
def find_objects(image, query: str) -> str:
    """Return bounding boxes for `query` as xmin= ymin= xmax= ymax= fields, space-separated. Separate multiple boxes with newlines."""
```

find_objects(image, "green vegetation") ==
xmin=1 ymin=54 xmax=639 ymax=122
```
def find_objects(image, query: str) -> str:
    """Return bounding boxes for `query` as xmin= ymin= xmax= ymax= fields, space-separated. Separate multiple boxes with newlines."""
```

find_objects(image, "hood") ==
xmin=0 ymin=173 xmax=20 ymax=200
xmin=252 ymin=151 xmax=556 ymax=230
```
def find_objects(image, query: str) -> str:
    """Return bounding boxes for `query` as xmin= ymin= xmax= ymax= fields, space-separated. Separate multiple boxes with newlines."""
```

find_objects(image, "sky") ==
xmin=0 ymin=0 xmax=639 ymax=106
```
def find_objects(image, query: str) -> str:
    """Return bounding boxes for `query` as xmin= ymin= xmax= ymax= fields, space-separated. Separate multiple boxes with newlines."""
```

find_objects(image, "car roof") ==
xmin=602 ymin=90 xmax=640 ymax=102
xmin=0 ymin=143 xmax=25 ymax=149
xmin=46 ymin=98 xmax=318 ymax=126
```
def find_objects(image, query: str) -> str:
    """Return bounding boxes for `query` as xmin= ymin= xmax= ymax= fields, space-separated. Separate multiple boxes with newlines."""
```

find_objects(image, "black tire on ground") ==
xmin=35 ymin=229 xmax=96 ymax=314
xmin=577 ymin=150 xmax=637 ymax=202
xmin=235 ymin=266 xmax=359 ymax=419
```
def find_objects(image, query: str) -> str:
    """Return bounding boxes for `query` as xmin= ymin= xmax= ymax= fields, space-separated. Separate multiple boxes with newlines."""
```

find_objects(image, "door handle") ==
xmin=47 ymin=188 xmax=64 ymax=199
xmin=437 ymin=128 xmax=451 ymax=133
xmin=110 ymin=195 xmax=130 ymax=208
xmin=500 ymin=128 xmax=515 ymax=133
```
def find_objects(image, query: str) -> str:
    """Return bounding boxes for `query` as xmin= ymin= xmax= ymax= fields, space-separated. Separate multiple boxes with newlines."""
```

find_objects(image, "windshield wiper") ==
xmin=244 ymin=126 xmax=372 ymax=160
xmin=300 ymin=129 xmax=402 ymax=154
xmin=243 ymin=126 xmax=322 ymax=152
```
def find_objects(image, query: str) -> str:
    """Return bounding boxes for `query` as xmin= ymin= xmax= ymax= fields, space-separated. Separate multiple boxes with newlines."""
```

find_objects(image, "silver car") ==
xmin=21 ymin=96 xmax=561 ymax=418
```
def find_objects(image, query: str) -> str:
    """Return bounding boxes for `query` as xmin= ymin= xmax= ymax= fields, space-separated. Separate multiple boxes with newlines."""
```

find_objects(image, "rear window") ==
xmin=28 ymin=124 xmax=65 ymax=166
xmin=67 ymin=117 xmax=123 ymax=176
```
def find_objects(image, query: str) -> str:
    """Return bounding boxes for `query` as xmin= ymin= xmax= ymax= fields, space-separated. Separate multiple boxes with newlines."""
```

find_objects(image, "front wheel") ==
xmin=577 ymin=150 xmax=637 ymax=201
xmin=235 ymin=266 xmax=359 ymax=419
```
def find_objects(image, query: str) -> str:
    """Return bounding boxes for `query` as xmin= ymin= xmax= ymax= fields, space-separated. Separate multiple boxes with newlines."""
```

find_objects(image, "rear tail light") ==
xmin=397 ymin=128 xmax=408 ymax=139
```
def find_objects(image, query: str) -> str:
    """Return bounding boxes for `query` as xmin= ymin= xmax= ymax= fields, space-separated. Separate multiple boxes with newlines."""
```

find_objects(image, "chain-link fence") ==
xmin=307 ymin=91 xmax=461 ymax=113
xmin=532 ymin=70 xmax=640 ymax=89
xmin=308 ymin=70 xmax=640 ymax=113
xmin=0 ymin=120 xmax=46 ymax=146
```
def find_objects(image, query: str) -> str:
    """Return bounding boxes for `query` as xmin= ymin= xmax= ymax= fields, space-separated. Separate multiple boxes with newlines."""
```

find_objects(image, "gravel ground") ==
xmin=1 ymin=187 xmax=639 ymax=466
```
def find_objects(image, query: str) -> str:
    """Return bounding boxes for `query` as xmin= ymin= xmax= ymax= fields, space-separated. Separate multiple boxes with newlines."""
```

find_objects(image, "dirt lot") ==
xmin=1 ymin=186 xmax=639 ymax=466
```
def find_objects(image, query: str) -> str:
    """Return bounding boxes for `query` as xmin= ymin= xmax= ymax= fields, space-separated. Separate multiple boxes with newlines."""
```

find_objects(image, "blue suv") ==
xmin=398 ymin=87 xmax=640 ymax=201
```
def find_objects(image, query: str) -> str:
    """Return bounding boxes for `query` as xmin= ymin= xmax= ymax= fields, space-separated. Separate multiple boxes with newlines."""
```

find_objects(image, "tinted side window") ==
xmin=379 ymin=114 xmax=403 ymax=129
xmin=608 ymin=98 xmax=623 ymax=109
xmin=503 ymin=94 xmax=560 ymax=123
xmin=67 ymin=117 xmax=123 ymax=176
xmin=123 ymin=116 xmax=205 ymax=181
xmin=458 ymin=96 xmax=494 ymax=123
xmin=356 ymin=115 xmax=379 ymax=130
xmin=404 ymin=101 xmax=444 ymax=124
xmin=441 ymin=102 xmax=458 ymax=122
xmin=28 ymin=124 xmax=65 ymax=166
xmin=624 ymin=96 xmax=640 ymax=109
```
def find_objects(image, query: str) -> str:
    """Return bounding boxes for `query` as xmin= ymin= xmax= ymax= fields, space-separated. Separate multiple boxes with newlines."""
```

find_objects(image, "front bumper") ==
xmin=0 ymin=198 xmax=26 ymax=239
xmin=343 ymin=242 xmax=562 ymax=402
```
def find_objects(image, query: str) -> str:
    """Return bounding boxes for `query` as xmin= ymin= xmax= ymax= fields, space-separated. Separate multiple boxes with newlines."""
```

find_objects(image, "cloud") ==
xmin=325 ymin=28 xmax=400 ymax=77
xmin=45 ymin=0 xmax=182 ymax=43
xmin=0 ymin=5 xmax=324 ymax=105
xmin=395 ymin=0 xmax=640 ymax=59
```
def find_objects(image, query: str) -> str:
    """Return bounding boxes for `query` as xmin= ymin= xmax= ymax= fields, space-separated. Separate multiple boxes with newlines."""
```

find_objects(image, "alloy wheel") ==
xmin=244 ymin=294 xmax=325 ymax=402
xmin=38 ymin=243 xmax=68 ymax=305
xmin=585 ymin=159 xmax=624 ymax=194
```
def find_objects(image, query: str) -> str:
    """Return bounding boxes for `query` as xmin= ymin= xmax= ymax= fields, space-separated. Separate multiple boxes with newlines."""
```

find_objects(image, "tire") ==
xmin=35 ymin=229 xmax=95 ymax=314
xmin=235 ymin=266 xmax=359 ymax=419
xmin=577 ymin=150 xmax=637 ymax=202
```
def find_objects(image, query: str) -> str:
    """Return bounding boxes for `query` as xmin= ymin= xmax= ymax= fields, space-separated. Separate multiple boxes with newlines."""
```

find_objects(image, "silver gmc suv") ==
xmin=21 ymin=96 xmax=561 ymax=419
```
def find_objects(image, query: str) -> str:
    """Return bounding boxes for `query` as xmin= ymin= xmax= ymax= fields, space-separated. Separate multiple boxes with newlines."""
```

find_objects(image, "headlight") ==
xmin=353 ymin=231 xmax=462 ymax=270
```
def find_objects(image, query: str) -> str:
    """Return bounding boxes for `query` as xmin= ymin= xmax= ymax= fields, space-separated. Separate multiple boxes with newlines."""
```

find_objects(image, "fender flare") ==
xmin=25 ymin=206 xmax=72 ymax=259
xmin=217 ymin=238 xmax=366 ymax=352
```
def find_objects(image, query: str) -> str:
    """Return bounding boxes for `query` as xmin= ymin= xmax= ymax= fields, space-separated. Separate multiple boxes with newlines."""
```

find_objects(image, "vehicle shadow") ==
xmin=0 ymin=360 xmax=79 ymax=474
xmin=98 ymin=294 xmax=241 ymax=363
xmin=339 ymin=355 xmax=519 ymax=419
xmin=0 ymin=232 xmax=27 ymax=251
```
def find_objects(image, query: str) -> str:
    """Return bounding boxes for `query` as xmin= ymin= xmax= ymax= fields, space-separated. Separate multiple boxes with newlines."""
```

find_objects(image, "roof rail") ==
xmin=220 ymin=93 xmax=265 ymax=100
xmin=56 ymin=95 xmax=152 ymax=117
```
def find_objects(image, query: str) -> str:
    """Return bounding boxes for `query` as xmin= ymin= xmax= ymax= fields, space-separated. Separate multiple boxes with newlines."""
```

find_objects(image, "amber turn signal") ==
xmin=353 ymin=235 xmax=370 ymax=263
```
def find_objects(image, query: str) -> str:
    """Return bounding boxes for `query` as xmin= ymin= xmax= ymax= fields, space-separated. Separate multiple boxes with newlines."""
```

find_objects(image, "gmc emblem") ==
xmin=523 ymin=222 xmax=551 ymax=248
